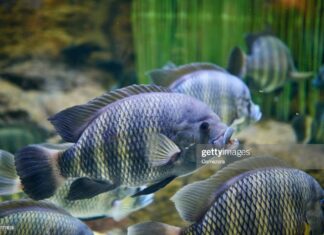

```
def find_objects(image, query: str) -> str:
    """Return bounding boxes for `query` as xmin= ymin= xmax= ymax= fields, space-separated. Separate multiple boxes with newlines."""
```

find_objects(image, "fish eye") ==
xmin=200 ymin=122 xmax=210 ymax=131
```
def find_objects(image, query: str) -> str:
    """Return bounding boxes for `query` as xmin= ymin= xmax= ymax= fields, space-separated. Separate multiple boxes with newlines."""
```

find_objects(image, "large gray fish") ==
xmin=15 ymin=85 xmax=238 ymax=201
xmin=228 ymin=33 xmax=313 ymax=92
xmin=128 ymin=157 xmax=324 ymax=235
xmin=0 ymin=199 xmax=93 ymax=235
xmin=148 ymin=63 xmax=261 ymax=129
xmin=0 ymin=147 xmax=153 ymax=220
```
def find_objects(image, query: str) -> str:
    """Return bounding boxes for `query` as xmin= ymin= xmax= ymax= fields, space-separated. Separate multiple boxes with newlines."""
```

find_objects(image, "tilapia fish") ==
xmin=0 ymin=148 xmax=153 ymax=220
xmin=148 ymin=62 xmax=261 ymax=129
xmin=228 ymin=33 xmax=312 ymax=92
xmin=15 ymin=85 xmax=238 ymax=201
xmin=128 ymin=157 xmax=324 ymax=235
xmin=0 ymin=199 xmax=93 ymax=235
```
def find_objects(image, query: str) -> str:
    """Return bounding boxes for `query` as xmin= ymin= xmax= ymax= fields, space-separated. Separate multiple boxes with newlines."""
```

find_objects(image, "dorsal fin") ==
xmin=245 ymin=26 xmax=274 ymax=54
xmin=0 ymin=199 xmax=71 ymax=217
xmin=49 ymin=84 xmax=170 ymax=143
xmin=148 ymin=62 xmax=226 ymax=87
xmin=171 ymin=156 xmax=289 ymax=223
xmin=227 ymin=47 xmax=247 ymax=78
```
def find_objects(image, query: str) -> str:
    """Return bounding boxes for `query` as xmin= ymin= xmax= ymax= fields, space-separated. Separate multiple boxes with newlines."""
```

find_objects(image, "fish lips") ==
xmin=212 ymin=127 xmax=239 ymax=149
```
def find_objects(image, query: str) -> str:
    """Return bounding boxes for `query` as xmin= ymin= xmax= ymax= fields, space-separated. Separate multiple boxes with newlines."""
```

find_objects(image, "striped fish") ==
xmin=228 ymin=34 xmax=313 ymax=92
xmin=128 ymin=157 xmax=324 ymax=235
xmin=15 ymin=85 xmax=238 ymax=201
xmin=0 ymin=148 xmax=153 ymax=220
xmin=0 ymin=199 xmax=93 ymax=235
xmin=148 ymin=62 xmax=261 ymax=130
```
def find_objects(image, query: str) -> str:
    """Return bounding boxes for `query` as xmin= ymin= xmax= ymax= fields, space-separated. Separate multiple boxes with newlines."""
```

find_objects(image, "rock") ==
xmin=0 ymin=69 xmax=106 ymax=131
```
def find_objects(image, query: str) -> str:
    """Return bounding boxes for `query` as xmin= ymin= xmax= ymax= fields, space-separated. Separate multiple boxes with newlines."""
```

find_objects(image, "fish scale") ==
xmin=1 ymin=212 xmax=80 ymax=235
xmin=172 ymin=72 xmax=237 ymax=126
xmin=0 ymin=200 xmax=92 ymax=235
xmin=242 ymin=34 xmax=312 ymax=93
xmin=182 ymin=168 xmax=317 ymax=235
xmin=59 ymin=93 xmax=194 ymax=185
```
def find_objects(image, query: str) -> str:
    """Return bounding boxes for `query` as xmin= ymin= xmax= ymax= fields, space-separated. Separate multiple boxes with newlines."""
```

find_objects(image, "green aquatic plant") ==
xmin=132 ymin=0 xmax=324 ymax=122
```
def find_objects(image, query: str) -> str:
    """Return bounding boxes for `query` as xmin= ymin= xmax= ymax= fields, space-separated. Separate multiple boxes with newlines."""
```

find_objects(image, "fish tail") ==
xmin=15 ymin=144 xmax=66 ymax=200
xmin=0 ymin=150 xmax=21 ymax=195
xmin=128 ymin=222 xmax=181 ymax=235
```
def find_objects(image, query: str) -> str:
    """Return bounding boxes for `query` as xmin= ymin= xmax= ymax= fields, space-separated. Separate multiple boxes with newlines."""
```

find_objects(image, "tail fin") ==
xmin=15 ymin=145 xmax=65 ymax=200
xmin=0 ymin=150 xmax=21 ymax=195
xmin=290 ymin=71 xmax=313 ymax=80
xmin=128 ymin=222 xmax=181 ymax=235
xmin=227 ymin=46 xmax=247 ymax=78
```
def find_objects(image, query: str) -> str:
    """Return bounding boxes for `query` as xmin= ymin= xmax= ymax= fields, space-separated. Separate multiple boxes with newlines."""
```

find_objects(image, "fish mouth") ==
xmin=212 ymin=127 xmax=239 ymax=149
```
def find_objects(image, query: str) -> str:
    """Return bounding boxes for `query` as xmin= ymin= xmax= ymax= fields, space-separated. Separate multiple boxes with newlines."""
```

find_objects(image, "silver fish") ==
xmin=128 ymin=157 xmax=324 ymax=235
xmin=0 ymin=199 xmax=93 ymax=235
xmin=148 ymin=62 xmax=261 ymax=129
xmin=228 ymin=34 xmax=312 ymax=92
xmin=15 ymin=85 xmax=238 ymax=201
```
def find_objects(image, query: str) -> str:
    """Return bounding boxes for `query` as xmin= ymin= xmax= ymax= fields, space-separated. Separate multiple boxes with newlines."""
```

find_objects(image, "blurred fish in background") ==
xmin=149 ymin=62 xmax=262 ymax=131
xmin=229 ymin=33 xmax=313 ymax=93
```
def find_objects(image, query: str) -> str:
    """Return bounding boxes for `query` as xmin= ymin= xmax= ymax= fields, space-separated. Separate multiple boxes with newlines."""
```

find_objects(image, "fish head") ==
xmin=236 ymin=86 xmax=262 ymax=125
xmin=175 ymin=98 xmax=238 ymax=147
xmin=173 ymin=98 xmax=239 ymax=171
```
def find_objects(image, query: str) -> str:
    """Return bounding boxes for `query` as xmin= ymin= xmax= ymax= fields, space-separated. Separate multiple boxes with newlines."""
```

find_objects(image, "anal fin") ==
xmin=131 ymin=176 xmax=176 ymax=197
xmin=67 ymin=177 xmax=116 ymax=200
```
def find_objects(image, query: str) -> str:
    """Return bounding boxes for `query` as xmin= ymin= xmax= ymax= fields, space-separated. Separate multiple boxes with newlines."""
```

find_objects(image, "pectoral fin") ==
xmin=146 ymin=133 xmax=180 ymax=167
xmin=67 ymin=177 xmax=116 ymax=200
xmin=131 ymin=175 xmax=176 ymax=197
